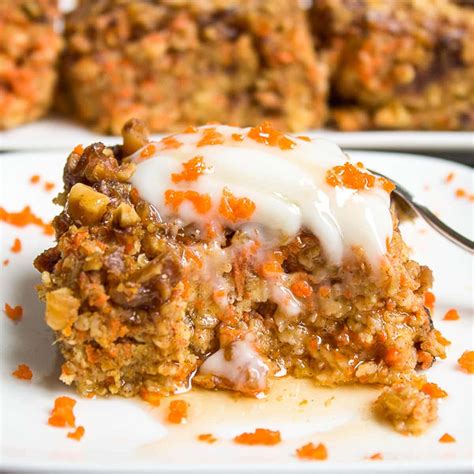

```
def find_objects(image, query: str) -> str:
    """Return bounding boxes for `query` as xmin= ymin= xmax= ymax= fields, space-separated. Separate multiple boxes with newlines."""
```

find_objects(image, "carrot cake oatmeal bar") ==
xmin=34 ymin=120 xmax=448 ymax=434
xmin=310 ymin=0 xmax=474 ymax=131
xmin=0 ymin=0 xmax=62 ymax=129
xmin=60 ymin=0 xmax=327 ymax=135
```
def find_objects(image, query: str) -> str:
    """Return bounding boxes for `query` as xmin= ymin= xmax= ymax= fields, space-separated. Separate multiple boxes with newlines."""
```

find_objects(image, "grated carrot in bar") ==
xmin=421 ymin=382 xmax=447 ymax=398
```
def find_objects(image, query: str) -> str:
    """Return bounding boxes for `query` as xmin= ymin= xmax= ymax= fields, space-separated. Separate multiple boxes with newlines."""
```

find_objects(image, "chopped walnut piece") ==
xmin=67 ymin=183 xmax=110 ymax=225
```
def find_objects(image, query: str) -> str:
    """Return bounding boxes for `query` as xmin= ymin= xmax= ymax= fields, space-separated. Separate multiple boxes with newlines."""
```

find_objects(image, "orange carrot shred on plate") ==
xmin=12 ymin=363 xmax=32 ymax=380
xmin=197 ymin=433 xmax=217 ymax=443
xmin=67 ymin=426 xmax=85 ymax=441
xmin=44 ymin=182 xmax=55 ymax=192
xmin=368 ymin=453 xmax=383 ymax=460
xmin=234 ymin=428 xmax=281 ymax=446
xmin=0 ymin=206 xmax=54 ymax=235
xmin=458 ymin=351 xmax=474 ymax=374
xmin=443 ymin=309 xmax=460 ymax=321
xmin=4 ymin=303 xmax=23 ymax=322
xmin=3 ymin=259 xmax=10 ymax=266
xmin=167 ymin=400 xmax=188 ymax=424
xmin=439 ymin=433 xmax=456 ymax=443
xmin=48 ymin=396 xmax=76 ymax=428
xmin=444 ymin=172 xmax=455 ymax=183
xmin=421 ymin=382 xmax=448 ymax=398
xmin=295 ymin=442 xmax=328 ymax=460
xmin=10 ymin=237 xmax=22 ymax=253
xmin=30 ymin=174 xmax=40 ymax=184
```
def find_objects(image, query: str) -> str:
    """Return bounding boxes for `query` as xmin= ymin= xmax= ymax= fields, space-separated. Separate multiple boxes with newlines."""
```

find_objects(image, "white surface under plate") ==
xmin=0 ymin=150 xmax=473 ymax=473
xmin=0 ymin=117 xmax=473 ymax=152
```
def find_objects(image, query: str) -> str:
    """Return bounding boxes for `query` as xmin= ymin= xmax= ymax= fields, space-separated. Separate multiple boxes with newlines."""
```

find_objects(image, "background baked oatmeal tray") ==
xmin=1 ymin=149 xmax=472 ymax=473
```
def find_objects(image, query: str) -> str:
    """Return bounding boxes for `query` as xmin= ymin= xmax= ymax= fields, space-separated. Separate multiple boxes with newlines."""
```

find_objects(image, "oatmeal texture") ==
xmin=310 ymin=0 xmax=474 ymax=130
xmin=0 ymin=0 xmax=62 ymax=129
xmin=60 ymin=0 xmax=327 ymax=134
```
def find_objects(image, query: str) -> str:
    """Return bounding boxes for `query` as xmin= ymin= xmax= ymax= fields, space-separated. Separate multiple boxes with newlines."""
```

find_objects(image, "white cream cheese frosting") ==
xmin=129 ymin=124 xmax=393 ymax=268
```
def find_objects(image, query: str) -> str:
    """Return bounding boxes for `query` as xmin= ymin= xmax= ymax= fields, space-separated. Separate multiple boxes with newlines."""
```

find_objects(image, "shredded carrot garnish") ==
xmin=232 ymin=133 xmax=244 ymax=142
xmin=295 ymin=442 xmax=328 ymax=460
xmin=172 ymin=156 xmax=209 ymax=183
xmin=12 ymin=363 xmax=32 ymax=380
xmin=183 ymin=125 xmax=198 ymax=133
xmin=164 ymin=189 xmax=211 ymax=214
xmin=0 ymin=206 xmax=54 ymax=235
xmin=4 ymin=303 xmax=23 ymax=322
xmin=48 ymin=396 xmax=76 ymax=428
xmin=439 ymin=433 xmax=456 ymax=443
xmin=161 ymin=136 xmax=182 ymax=150
xmin=73 ymin=144 xmax=84 ymax=155
xmin=197 ymin=128 xmax=225 ymax=147
xmin=167 ymin=400 xmax=188 ymax=424
xmin=67 ymin=426 xmax=85 ymax=441
xmin=297 ymin=135 xmax=311 ymax=142
xmin=368 ymin=453 xmax=383 ymax=460
xmin=10 ymin=237 xmax=22 ymax=253
xmin=44 ymin=182 xmax=55 ymax=192
xmin=234 ymin=428 xmax=281 ymax=446
xmin=219 ymin=188 xmax=255 ymax=223
xmin=458 ymin=351 xmax=474 ymax=374
xmin=454 ymin=188 xmax=474 ymax=201
xmin=444 ymin=172 xmax=455 ymax=183
xmin=424 ymin=291 xmax=435 ymax=312
xmin=30 ymin=174 xmax=40 ymax=184
xmin=318 ymin=286 xmax=331 ymax=297
xmin=197 ymin=433 xmax=217 ymax=443
xmin=140 ymin=143 xmax=156 ymax=159
xmin=326 ymin=162 xmax=395 ymax=193
xmin=247 ymin=122 xmax=296 ymax=150
xmin=443 ymin=309 xmax=460 ymax=321
xmin=291 ymin=280 xmax=313 ymax=298
xmin=140 ymin=388 xmax=161 ymax=406
xmin=421 ymin=382 xmax=447 ymax=398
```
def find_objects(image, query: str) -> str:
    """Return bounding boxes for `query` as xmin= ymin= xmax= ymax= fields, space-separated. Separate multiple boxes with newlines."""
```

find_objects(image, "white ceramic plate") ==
xmin=1 ymin=117 xmax=473 ymax=153
xmin=0 ymin=150 xmax=473 ymax=473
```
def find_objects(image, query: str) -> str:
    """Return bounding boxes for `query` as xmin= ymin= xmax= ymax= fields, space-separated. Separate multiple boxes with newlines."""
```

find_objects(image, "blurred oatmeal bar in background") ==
xmin=0 ymin=0 xmax=62 ymax=129
xmin=60 ymin=0 xmax=328 ymax=135
xmin=309 ymin=0 xmax=474 ymax=131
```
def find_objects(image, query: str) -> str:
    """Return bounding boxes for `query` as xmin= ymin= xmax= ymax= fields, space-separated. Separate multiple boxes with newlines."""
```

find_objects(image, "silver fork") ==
xmin=369 ymin=169 xmax=474 ymax=254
